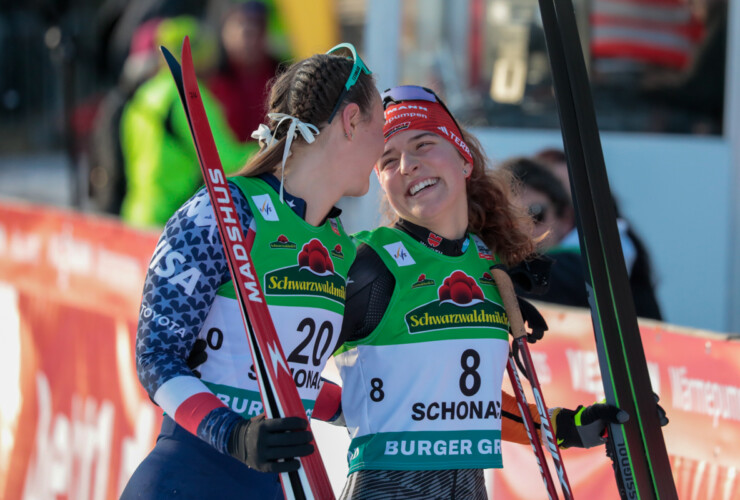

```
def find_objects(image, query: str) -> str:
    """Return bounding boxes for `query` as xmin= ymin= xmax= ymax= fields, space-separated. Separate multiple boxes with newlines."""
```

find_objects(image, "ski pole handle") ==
xmin=490 ymin=268 xmax=526 ymax=339
xmin=492 ymin=267 xmax=574 ymax=500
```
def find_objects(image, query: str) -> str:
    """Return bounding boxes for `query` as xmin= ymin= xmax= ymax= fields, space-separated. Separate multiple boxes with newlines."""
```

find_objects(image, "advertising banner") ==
xmin=490 ymin=308 xmax=740 ymax=499
xmin=0 ymin=202 xmax=161 ymax=500
xmin=1 ymin=201 xmax=738 ymax=498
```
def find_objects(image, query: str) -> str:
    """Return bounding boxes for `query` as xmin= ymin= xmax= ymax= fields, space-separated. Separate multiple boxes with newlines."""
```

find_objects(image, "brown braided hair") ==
xmin=237 ymin=52 xmax=377 ymax=177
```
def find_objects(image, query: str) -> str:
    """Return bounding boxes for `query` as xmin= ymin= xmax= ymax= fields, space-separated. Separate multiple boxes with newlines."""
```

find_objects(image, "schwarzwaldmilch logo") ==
xmin=440 ymin=271 xmax=484 ymax=304
xmin=404 ymin=270 xmax=508 ymax=334
xmin=298 ymin=239 xmax=334 ymax=275
xmin=479 ymin=271 xmax=495 ymax=285
xmin=331 ymin=244 xmax=344 ymax=259
xmin=264 ymin=239 xmax=346 ymax=302
xmin=411 ymin=273 xmax=435 ymax=289
xmin=270 ymin=234 xmax=297 ymax=249
xmin=427 ymin=232 xmax=442 ymax=247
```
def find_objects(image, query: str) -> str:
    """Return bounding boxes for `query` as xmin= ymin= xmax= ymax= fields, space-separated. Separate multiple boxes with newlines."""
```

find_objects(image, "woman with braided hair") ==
xmin=121 ymin=44 xmax=384 ymax=499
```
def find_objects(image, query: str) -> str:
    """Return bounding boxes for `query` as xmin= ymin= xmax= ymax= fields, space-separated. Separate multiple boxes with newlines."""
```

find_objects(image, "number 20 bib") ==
xmin=335 ymin=228 xmax=510 ymax=472
xmin=196 ymin=177 xmax=355 ymax=420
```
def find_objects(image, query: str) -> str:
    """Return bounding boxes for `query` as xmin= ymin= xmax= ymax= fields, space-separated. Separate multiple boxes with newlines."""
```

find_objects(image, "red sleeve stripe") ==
xmin=312 ymin=380 xmax=342 ymax=422
xmin=153 ymin=376 xmax=228 ymax=434
xmin=174 ymin=392 xmax=228 ymax=435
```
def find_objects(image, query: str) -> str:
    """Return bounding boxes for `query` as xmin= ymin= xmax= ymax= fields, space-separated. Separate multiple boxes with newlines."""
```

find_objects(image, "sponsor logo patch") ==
xmin=269 ymin=234 xmax=296 ymax=249
xmin=264 ymin=239 xmax=346 ymax=302
xmin=331 ymin=243 xmax=344 ymax=260
xmin=252 ymin=194 xmax=279 ymax=221
xmin=472 ymin=235 xmax=494 ymax=260
xmin=479 ymin=271 xmax=495 ymax=285
xmin=427 ymin=232 xmax=442 ymax=247
xmin=384 ymin=122 xmax=410 ymax=139
xmin=383 ymin=241 xmax=415 ymax=267
xmin=329 ymin=218 xmax=341 ymax=236
xmin=404 ymin=270 xmax=508 ymax=334
xmin=411 ymin=273 xmax=435 ymax=289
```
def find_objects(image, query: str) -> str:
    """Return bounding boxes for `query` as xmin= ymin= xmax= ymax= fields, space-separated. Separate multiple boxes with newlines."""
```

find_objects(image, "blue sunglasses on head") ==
xmin=326 ymin=43 xmax=372 ymax=123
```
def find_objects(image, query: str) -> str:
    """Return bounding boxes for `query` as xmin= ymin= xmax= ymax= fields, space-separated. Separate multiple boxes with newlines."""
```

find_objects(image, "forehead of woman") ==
xmin=384 ymin=130 xmax=438 ymax=149
xmin=383 ymin=100 xmax=473 ymax=165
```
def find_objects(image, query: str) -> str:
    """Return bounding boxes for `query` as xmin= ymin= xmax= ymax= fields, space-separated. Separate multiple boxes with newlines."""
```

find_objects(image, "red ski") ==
xmin=161 ymin=37 xmax=334 ymax=500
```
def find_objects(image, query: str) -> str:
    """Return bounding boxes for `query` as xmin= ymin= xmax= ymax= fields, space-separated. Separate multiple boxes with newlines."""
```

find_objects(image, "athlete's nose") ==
xmin=399 ymin=151 xmax=420 ymax=175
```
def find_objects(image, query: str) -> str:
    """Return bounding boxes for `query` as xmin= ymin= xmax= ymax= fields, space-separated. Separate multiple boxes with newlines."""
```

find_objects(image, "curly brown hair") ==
xmin=460 ymin=127 xmax=535 ymax=266
xmin=237 ymin=52 xmax=377 ymax=178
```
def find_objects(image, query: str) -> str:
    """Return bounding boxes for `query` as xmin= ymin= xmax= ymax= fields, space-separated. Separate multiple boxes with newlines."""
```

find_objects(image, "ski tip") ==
xmin=159 ymin=45 xmax=182 ymax=82
xmin=182 ymin=35 xmax=191 ymax=59
xmin=160 ymin=45 xmax=178 ymax=67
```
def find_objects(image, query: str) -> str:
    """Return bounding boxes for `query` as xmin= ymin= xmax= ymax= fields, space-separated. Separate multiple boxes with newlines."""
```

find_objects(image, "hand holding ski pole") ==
xmin=229 ymin=415 xmax=316 ymax=473
xmin=553 ymin=393 xmax=668 ymax=449
xmin=552 ymin=403 xmax=629 ymax=449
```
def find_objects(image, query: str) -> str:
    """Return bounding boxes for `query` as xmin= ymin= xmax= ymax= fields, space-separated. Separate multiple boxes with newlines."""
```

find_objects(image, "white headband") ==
xmin=251 ymin=113 xmax=320 ymax=203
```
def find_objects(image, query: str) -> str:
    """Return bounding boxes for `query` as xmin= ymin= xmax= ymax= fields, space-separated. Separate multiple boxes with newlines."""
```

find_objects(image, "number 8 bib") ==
xmin=335 ymin=227 xmax=510 ymax=472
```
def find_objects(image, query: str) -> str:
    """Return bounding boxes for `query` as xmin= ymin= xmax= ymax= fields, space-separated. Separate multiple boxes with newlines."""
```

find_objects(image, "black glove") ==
xmin=517 ymin=296 xmax=548 ymax=343
xmin=507 ymin=255 xmax=553 ymax=295
xmin=489 ymin=264 xmax=548 ymax=344
xmin=186 ymin=339 xmax=208 ymax=378
xmin=553 ymin=403 xmax=629 ymax=449
xmin=228 ymin=415 xmax=314 ymax=473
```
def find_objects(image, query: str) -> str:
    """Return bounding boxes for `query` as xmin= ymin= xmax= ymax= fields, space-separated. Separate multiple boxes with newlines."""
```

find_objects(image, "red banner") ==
xmin=489 ymin=308 xmax=740 ymax=499
xmin=0 ymin=202 xmax=161 ymax=500
xmin=1 ymin=201 xmax=739 ymax=499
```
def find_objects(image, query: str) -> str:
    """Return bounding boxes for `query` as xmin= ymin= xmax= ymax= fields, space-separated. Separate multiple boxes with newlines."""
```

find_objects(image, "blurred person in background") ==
xmin=88 ymin=18 xmax=164 ymax=215
xmin=590 ymin=0 xmax=705 ymax=78
xmin=506 ymin=152 xmax=662 ymax=320
xmin=120 ymin=43 xmax=384 ymax=499
xmin=589 ymin=0 xmax=716 ymax=134
xmin=94 ymin=0 xmax=209 ymax=82
xmin=503 ymin=155 xmax=589 ymax=308
xmin=208 ymin=1 xmax=283 ymax=142
xmin=118 ymin=15 xmax=257 ymax=228
xmin=639 ymin=0 xmax=727 ymax=134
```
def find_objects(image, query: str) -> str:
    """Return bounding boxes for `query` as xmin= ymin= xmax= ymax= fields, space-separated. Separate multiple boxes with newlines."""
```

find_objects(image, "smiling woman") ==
xmin=323 ymin=85 xmax=629 ymax=499
xmin=378 ymin=129 xmax=471 ymax=239
xmin=376 ymin=85 xmax=532 ymax=267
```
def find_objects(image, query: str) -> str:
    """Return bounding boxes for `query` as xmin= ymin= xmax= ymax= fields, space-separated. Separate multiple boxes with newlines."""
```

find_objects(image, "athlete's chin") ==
xmin=398 ymin=206 xmax=444 ymax=227
xmin=407 ymin=199 xmax=445 ymax=219
xmin=344 ymin=180 xmax=370 ymax=198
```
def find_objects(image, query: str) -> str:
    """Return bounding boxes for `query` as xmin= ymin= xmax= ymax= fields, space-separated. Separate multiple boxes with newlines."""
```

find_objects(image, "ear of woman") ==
xmin=341 ymin=101 xmax=361 ymax=140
